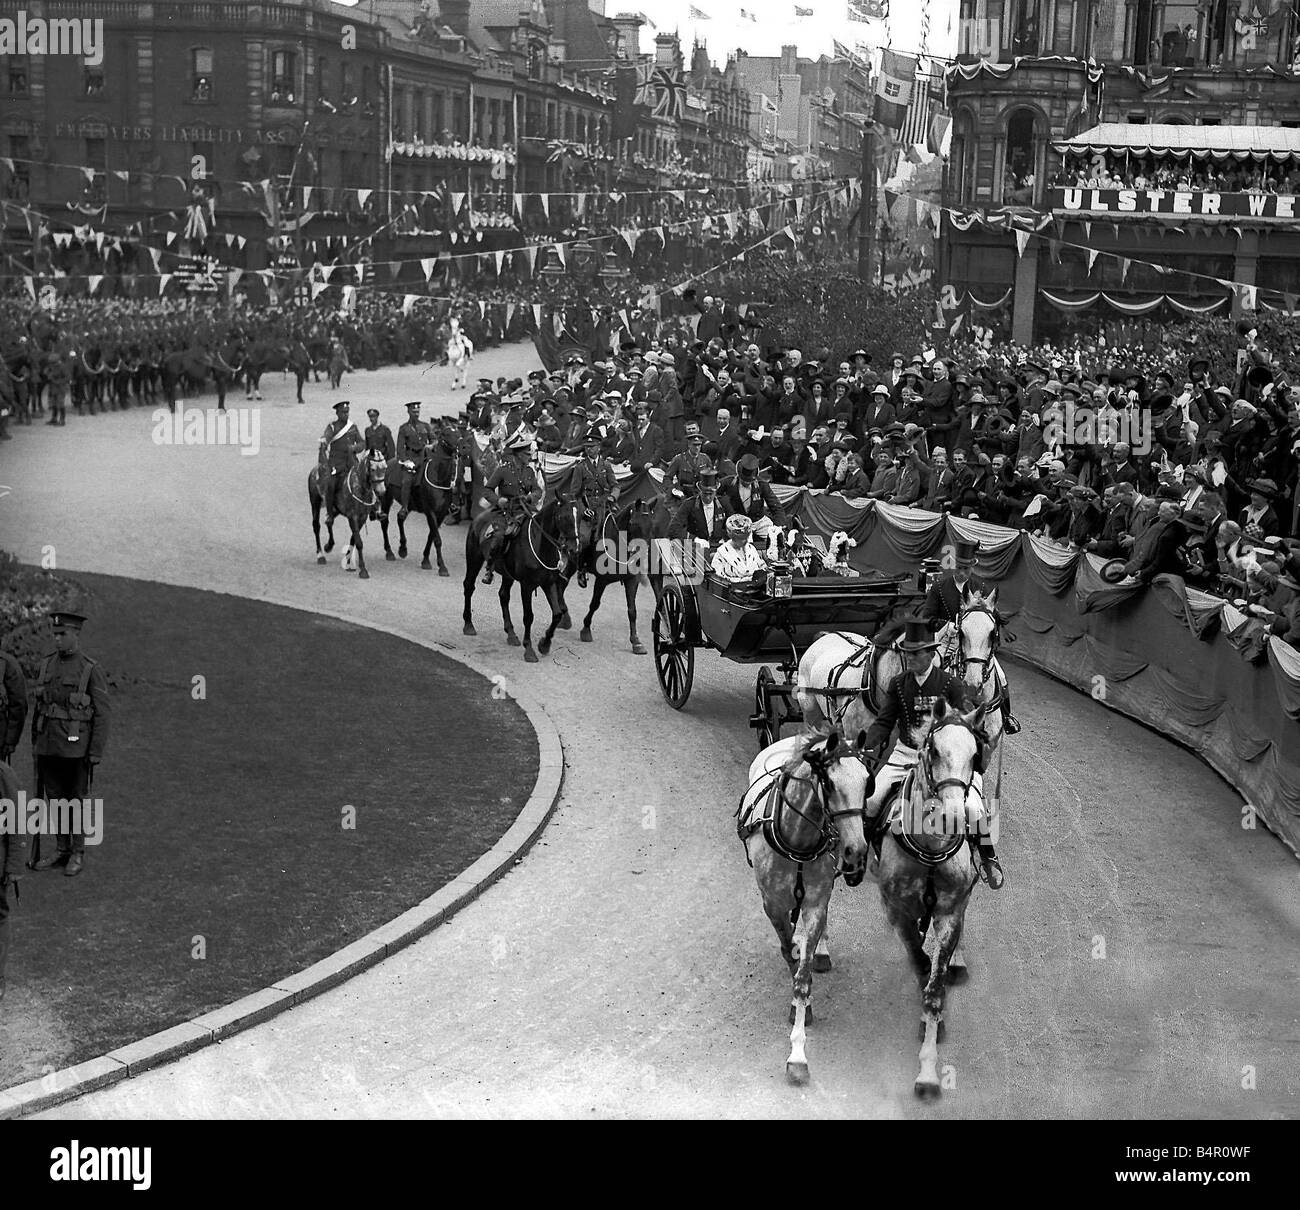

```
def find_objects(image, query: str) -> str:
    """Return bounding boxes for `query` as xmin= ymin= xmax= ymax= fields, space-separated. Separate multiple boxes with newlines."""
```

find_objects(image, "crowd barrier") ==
xmin=539 ymin=453 xmax=1300 ymax=860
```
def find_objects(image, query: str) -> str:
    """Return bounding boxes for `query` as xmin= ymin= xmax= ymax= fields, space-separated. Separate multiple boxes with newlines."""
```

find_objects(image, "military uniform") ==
xmin=394 ymin=409 xmax=434 ymax=517
xmin=365 ymin=421 xmax=396 ymax=459
xmin=1 ymin=650 xmax=28 ymax=761
xmin=665 ymin=448 xmax=712 ymax=499
xmin=480 ymin=449 xmax=542 ymax=584
xmin=570 ymin=452 xmax=618 ymax=511
xmin=31 ymin=612 xmax=111 ymax=876
xmin=0 ymin=757 xmax=21 ymax=999
xmin=319 ymin=404 xmax=364 ymax=517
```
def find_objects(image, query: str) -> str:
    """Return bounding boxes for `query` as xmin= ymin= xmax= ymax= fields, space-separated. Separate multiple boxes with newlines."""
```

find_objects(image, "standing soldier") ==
xmin=44 ymin=338 xmax=73 ymax=427
xmin=318 ymin=401 xmax=364 ymax=522
xmin=664 ymin=423 xmax=711 ymax=499
xmin=394 ymin=401 xmax=434 ymax=522
xmin=1 ymin=646 xmax=27 ymax=763
xmin=30 ymin=611 xmax=111 ymax=878
xmin=0 ymin=752 xmax=20 ymax=1001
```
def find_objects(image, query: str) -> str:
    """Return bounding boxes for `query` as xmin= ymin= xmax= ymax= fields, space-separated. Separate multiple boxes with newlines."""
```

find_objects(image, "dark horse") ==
xmin=308 ymin=453 xmax=386 ymax=580
xmin=160 ymin=345 xmax=212 ymax=412
xmin=463 ymin=497 xmax=583 ymax=663
xmin=574 ymin=497 xmax=665 ymax=656
xmin=377 ymin=427 xmax=461 ymax=575
xmin=247 ymin=339 xmax=312 ymax=403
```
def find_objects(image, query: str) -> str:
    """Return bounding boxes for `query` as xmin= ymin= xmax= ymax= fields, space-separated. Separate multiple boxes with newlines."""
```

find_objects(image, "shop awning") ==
xmin=1053 ymin=123 xmax=1300 ymax=160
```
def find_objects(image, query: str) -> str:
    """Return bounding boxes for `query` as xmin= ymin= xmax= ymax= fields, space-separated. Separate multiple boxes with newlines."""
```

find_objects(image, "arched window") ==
xmin=192 ymin=47 xmax=214 ymax=102
xmin=1003 ymin=108 xmax=1042 ymax=204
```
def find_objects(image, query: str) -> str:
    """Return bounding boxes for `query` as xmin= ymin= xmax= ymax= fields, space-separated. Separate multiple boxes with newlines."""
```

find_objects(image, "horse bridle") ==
xmin=525 ymin=502 xmax=578 ymax=572
xmin=763 ymin=749 xmax=874 ymax=866
xmin=895 ymin=716 xmax=982 ymax=867
xmin=953 ymin=603 xmax=1000 ymax=689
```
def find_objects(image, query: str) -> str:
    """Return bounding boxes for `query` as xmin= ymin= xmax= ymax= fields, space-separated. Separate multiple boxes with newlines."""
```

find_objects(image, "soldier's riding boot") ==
xmin=480 ymin=526 xmax=498 ymax=585
xmin=1001 ymin=685 xmax=1021 ymax=735
xmin=971 ymin=838 xmax=1004 ymax=889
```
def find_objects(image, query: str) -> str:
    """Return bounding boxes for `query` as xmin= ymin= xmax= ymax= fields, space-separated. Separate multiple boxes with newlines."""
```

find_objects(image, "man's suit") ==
xmin=668 ymin=495 xmax=729 ymax=542
xmin=719 ymin=477 xmax=789 ymax=529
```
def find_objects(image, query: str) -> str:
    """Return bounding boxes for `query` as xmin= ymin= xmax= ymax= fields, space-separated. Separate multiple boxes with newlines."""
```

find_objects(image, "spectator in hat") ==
xmin=888 ymin=439 xmax=926 ymax=506
xmin=627 ymin=398 xmax=667 ymax=471
xmin=720 ymin=453 xmax=789 ymax=536
xmin=784 ymin=430 xmax=820 ymax=488
xmin=1065 ymin=484 xmax=1104 ymax=549
xmin=1241 ymin=478 xmax=1282 ymax=537
xmin=858 ymin=382 xmax=896 ymax=435
xmin=865 ymin=445 xmax=900 ymax=501
xmin=920 ymin=446 xmax=955 ymax=511
xmin=1121 ymin=499 xmax=1189 ymax=584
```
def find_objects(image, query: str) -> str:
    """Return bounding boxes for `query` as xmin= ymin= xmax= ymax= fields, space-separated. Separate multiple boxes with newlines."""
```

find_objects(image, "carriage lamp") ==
xmin=769 ymin=561 xmax=793 ymax=599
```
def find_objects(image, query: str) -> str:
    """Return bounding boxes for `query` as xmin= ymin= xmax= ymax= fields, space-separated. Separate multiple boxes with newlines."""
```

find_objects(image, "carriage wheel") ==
xmin=752 ymin=666 xmax=778 ymax=749
xmin=653 ymin=584 xmax=694 ymax=709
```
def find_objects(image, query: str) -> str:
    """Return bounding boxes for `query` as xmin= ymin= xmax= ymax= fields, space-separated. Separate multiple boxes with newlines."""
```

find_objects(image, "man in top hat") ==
xmin=921 ymin=539 xmax=1021 ymax=734
xmin=860 ymin=617 xmax=1003 ymax=888
xmin=478 ymin=426 xmax=543 ymax=586
xmin=318 ymin=401 xmax=365 ymax=520
xmin=30 ymin=610 xmax=111 ymax=878
xmin=394 ymin=402 xmax=434 ymax=522
xmin=720 ymin=453 xmax=789 ymax=538
xmin=669 ymin=466 xmax=729 ymax=543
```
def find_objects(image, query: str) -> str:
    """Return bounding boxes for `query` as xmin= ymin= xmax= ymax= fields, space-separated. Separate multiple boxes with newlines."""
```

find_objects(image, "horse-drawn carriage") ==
xmin=650 ymin=538 xmax=925 ymax=746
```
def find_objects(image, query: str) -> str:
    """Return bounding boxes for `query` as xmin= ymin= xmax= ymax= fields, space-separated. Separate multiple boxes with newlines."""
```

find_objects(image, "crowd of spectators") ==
xmin=1052 ymin=154 xmax=1300 ymax=195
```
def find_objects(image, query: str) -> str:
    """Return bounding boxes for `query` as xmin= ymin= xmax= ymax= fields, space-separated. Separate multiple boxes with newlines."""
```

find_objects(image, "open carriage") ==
xmin=650 ymin=537 xmax=925 ymax=747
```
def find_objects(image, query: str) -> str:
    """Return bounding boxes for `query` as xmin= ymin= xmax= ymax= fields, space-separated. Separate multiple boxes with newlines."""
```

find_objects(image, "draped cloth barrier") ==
xmin=767 ymin=495 xmax=1300 ymax=859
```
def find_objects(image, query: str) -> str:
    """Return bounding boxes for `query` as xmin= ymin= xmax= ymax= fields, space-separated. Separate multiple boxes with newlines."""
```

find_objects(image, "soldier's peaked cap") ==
xmin=49 ymin=610 xmax=87 ymax=629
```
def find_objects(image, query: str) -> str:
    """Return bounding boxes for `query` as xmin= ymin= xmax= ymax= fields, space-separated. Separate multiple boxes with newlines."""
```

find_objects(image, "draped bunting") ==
xmin=947 ymin=516 xmax=1021 ymax=580
xmin=1167 ymin=295 xmax=1228 ymax=316
xmin=1041 ymin=289 xmax=1101 ymax=311
xmin=1150 ymin=577 xmax=1225 ymax=638
xmin=1075 ymin=554 xmax=1145 ymax=613
xmin=1022 ymin=533 xmax=1082 ymax=595
xmin=1268 ymin=639 xmax=1300 ymax=721
xmin=968 ymin=287 xmax=1013 ymax=309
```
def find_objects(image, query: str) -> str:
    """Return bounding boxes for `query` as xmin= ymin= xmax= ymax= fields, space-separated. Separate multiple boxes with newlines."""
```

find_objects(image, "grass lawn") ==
xmin=0 ymin=572 xmax=538 ymax=1088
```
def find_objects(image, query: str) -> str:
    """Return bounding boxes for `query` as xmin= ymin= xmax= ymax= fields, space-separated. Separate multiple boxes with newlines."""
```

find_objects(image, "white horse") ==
xmin=447 ymin=317 xmax=474 ymax=390
xmin=738 ymin=728 xmax=871 ymax=1084
xmin=875 ymin=697 xmax=986 ymax=1097
xmin=940 ymin=585 xmax=1007 ymax=757
xmin=795 ymin=630 xmax=904 ymax=741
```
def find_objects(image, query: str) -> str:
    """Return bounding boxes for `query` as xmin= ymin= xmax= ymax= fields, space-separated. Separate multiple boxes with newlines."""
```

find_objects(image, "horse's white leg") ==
xmin=787 ymin=888 xmax=828 ymax=1084
xmin=916 ymin=1015 xmax=941 ymax=1098
xmin=813 ymin=929 xmax=832 ymax=973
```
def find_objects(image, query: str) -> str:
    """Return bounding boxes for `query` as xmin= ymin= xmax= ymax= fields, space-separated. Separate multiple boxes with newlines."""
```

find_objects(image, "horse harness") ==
xmin=890 ymin=717 xmax=986 ymax=869
xmin=800 ymin=632 xmax=887 ymax=727
xmin=737 ymin=749 xmax=873 ymax=926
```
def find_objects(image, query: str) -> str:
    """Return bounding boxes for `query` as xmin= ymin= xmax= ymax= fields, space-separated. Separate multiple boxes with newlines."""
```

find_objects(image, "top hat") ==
xmin=899 ymin=617 xmax=939 ymax=652
xmin=49 ymin=610 xmax=87 ymax=630
xmin=737 ymin=453 xmax=761 ymax=478
xmin=698 ymin=467 xmax=720 ymax=485
xmin=952 ymin=539 xmax=980 ymax=567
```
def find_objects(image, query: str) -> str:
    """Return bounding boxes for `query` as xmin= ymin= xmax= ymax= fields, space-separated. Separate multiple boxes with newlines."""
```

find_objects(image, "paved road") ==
xmin=4 ymin=352 xmax=1298 ymax=1118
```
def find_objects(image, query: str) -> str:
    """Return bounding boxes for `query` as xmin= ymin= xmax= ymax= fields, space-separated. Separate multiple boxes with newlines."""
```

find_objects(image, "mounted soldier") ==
xmin=860 ymin=617 xmax=1003 ymax=889
xmin=570 ymin=428 xmax=619 ymax=588
xmin=394 ymin=401 xmax=434 ymax=522
xmin=318 ymin=400 xmax=364 ymax=521
xmin=920 ymin=539 xmax=1020 ymax=734
xmin=664 ymin=422 xmax=711 ymax=499
xmin=479 ymin=427 xmax=544 ymax=586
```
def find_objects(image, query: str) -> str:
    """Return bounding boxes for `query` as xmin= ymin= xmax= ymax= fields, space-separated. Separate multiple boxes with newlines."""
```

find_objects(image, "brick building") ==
xmin=942 ymin=0 xmax=1300 ymax=342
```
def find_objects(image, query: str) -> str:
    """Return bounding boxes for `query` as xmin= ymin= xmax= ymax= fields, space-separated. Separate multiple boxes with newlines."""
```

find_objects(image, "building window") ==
xmin=85 ymin=137 xmax=106 ymax=201
xmin=362 ymin=66 xmax=372 ymax=104
xmin=1157 ymin=3 xmax=1201 ymax=66
xmin=1010 ymin=0 xmax=1040 ymax=54
xmin=7 ymin=55 xmax=29 ymax=94
xmin=192 ymin=48 xmax=214 ymax=101
xmin=1003 ymin=108 xmax=1041 ymax=204
xmin=1048 ymin=0 xmax=1078 ymax=54
xmin=317 ymin=55 xmax=329 ymax=102
xmin=84 ymin=66 xmax=105 ymax=96
xmin=270 ymin=49 xmax=297 ymax=104
xmin=341 ymin=61 xmax=354 ymax=103
xmin=414 ymin=90 xmax=426 ymax=140
xmin=5 ymin=135 xmax=30 ymax=200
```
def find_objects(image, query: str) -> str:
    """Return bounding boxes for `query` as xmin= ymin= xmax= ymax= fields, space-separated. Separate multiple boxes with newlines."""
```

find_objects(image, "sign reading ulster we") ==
xmin=1049 ymin=186 xmax=1300 ymax=219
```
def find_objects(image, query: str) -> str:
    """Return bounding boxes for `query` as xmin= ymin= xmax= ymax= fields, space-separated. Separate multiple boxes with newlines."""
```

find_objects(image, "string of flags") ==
xmin=3 ymin=181 xmax=852 ymax=306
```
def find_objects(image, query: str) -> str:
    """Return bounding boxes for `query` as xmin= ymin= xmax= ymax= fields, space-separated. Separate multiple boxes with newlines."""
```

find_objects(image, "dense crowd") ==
xmin=487 ymin=315 xmax=1300 ymax=648
xmin=1051 ymin=156 xmax=1300 ymax=195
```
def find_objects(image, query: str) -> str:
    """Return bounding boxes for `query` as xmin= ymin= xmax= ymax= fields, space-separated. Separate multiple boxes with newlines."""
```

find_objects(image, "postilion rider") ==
xmin=479 ymin=427 xmax=544 ymax=585
xmin=920 ymin=538 xmax=1021 ymax=735
xmin=394 ymin=401 xmax=435 ymax=522
xmin=860 ymin=617 xmax=1003 ymax=889
xmin=30 ymin=610 xmax=111 ymax=878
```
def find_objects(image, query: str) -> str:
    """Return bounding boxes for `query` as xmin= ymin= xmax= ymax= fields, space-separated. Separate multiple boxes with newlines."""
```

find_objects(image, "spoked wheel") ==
xmin=653 ymin=583 xmax=695 ymax=709
xmin=752 ymin=666 xmax=778 ymax=749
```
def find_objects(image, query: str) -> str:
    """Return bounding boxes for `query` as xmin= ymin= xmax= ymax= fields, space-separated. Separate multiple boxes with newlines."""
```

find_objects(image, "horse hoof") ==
xmin=507 ymin=634 xmax=521 ymax=647
xmin=420 ymin=560 xmax=432 ymax=570
xmin=316 ymin=556 xmax=327 ymax=565
xmin=358 ymin=569 xmax=370 ymax=580
xmin=538 ymin=638 xmax=551 ymax=656
xmin=631 ymin=641 xmax=647 ymax=656
xmin=913 ymin=1078 xmax=941 ymax=1100
xmin=524 ymin=647 xmax=539 ymax=664
xmin=463 ymin=623 xmax=477 ymax=636
xmin=813 ymin=953 xmax=832 ymax=974
xmin=558 ymin=613 xmax=572 ymax=631
xmin=399 ymin=548 xmax=408 ymax=559
xmin=580 ymin=628 xmax=593 ymax=643
xmin=385 ymin=552 xmax=396 ymax=562
xmin=786 ymin=1061 xmax=810 ymax=1086
xmin=324 ymin=542 xmax=335 ymax=554
xmin=946 ymin=964 xmax=969 ymax=986
xmin=438 ymin=566 xmax=449 ymax=577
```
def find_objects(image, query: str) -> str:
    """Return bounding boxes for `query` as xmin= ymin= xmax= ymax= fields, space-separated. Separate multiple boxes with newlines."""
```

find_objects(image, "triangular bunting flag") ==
xmin=494 ymin=249 xmax=506 ymax=274
xmin=506 ymin=302 xmax=516 ymax=328
xmin=539 ymin=194 xmax=550 ymax=219
xmin=311 ymin=279 xmax=328 ymax=300
xmin=531 ymin=303 xmax=542 ymax=328
xmin=622 ymin=228 xmax=640 ymax=255
xmin=165 ymin=231 xmax=177 ymax=247
xmin=1087 ymin=248 xmax=1098 ymax=273
xmin=226 ymin=269 xmax=242 ymax=292
xmin=1014 ymin=229 xmax=1031 ymax=258
xmin=1119 ymin=258 xmax=1131 ymax=284
xmin=451 ymin=191 xmax=466 ymax=213
xmin=553 ymin=243 xmax=565 ymax=267
xmin=478 ymin=301 xmax=486 ymax=318
xmin=522 ymin=245 xmax=538 ymax=275
xmin=553 ymin=309 xmax=564 ymax=337
xmin=87 ymin=274 xmax=103 ymax=295
xmin=421 ymin=257 xmax=435 ymax=282
xmin=403 ymin=293 xmax=418 ymax=315
xmin=23 ymin=276 xmax=35 ymax=301
xmin=357 ymin=189 xmax=372 ymax=208
xmin=158 ymin=274 xmax=172 ymax=295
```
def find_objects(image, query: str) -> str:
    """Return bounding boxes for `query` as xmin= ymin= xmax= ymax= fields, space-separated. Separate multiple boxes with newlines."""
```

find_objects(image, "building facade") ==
xmin=941 ymin=0 xmax=1300 ymax=343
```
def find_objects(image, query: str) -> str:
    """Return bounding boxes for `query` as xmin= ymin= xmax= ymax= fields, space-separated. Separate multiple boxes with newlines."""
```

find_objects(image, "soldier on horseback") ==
xmin=570 ymin=429 xmax=619 ymax=588
xmin=479 ymin=427 xmax=543 ymax=586
xmin=318 ymin=400 xmax=364 ymax=520
xmin=860 ymin=618 xmax=1004 ymax=889
xmin=394 ymin=401 xmax=433 ymax=522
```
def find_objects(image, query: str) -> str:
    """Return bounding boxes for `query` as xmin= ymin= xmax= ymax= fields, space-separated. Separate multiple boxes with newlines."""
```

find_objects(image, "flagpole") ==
xmin=858 ymin=119 xmax=875 ymax=282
